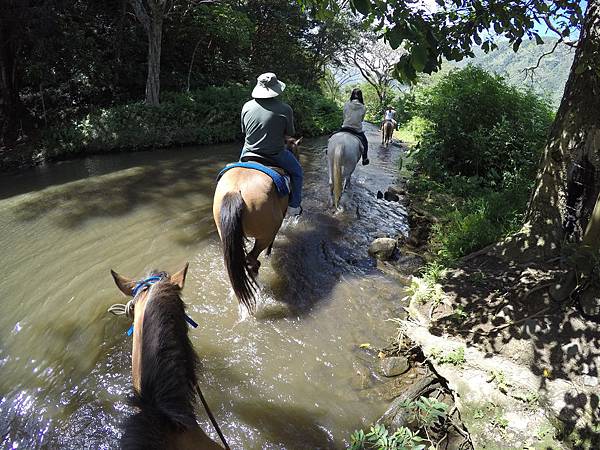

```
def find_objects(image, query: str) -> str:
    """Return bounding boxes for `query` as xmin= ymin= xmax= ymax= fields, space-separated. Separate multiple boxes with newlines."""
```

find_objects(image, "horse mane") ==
xmin=121 ymin=280 xmax=200 ymax=450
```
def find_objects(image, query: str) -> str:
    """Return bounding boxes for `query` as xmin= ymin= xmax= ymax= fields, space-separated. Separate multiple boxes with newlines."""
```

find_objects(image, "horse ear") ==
xmin=111 ymin=270 xmax=136 ymax=297
xmin=170 ymin=263 xmax=189 ymax=290
xmin=295 ymin=137 xmax=303 ymax=146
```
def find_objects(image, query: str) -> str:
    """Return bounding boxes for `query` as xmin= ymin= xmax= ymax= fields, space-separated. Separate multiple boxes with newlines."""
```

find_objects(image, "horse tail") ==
xmin=332 ymin=145 xmax=344 ymax=209
xmin=220 ymin=191 xmax=257 ymax=311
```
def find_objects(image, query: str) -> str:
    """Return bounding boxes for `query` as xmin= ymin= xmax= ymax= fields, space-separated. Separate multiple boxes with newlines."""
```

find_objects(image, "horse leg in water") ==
xmin=247 ymin=237 xmax=275 ymax=275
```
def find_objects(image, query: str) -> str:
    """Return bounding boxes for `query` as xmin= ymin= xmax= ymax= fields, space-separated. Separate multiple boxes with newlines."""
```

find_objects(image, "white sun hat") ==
xmin=251 ymin=72 xmax=286 ymax=99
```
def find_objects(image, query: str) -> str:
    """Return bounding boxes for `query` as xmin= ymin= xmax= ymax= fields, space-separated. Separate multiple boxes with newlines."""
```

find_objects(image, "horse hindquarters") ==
xmin=219 ymin=191 xmax=257 ymax=311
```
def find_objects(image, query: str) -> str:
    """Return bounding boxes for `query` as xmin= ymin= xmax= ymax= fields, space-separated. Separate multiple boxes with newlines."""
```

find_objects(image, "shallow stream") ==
xmin=0 ymin=126 xmax=408 ymax=449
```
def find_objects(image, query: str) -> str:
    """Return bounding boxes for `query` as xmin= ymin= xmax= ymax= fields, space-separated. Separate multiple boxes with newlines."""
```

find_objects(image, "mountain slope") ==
xmin=451 ymin=38 xmax=574 ymax=107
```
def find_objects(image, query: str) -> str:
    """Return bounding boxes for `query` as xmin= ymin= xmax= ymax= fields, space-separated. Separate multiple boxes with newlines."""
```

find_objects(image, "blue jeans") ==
xmin=241 ymin=149 xmax=303 ymax=208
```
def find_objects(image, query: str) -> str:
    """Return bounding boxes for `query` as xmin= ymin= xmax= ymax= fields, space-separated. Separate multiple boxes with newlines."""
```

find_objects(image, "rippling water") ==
xmin=0 ymin=126 xmax=408 ymax=449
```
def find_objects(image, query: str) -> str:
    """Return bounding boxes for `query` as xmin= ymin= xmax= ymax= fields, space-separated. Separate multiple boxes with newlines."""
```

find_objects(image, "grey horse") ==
xmin=327 ymin=132 xmax=362 ymax=209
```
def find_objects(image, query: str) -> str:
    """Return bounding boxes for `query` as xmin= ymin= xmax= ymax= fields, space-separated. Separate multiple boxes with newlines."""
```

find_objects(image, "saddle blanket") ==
xmin=217 ymin=161 xmax=290 ymax=196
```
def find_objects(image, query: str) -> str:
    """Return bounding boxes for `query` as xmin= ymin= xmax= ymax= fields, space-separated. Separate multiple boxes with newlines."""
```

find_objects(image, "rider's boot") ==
xmin=287 ymin=206 xmax=303 ymax=217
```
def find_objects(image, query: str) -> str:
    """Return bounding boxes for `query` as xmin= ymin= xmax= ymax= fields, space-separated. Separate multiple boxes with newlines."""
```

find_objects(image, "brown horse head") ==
xmin=285 ymin=136 xmax=302 ymax=160
xmin=110 ymin=264 xmax=222 ymax=449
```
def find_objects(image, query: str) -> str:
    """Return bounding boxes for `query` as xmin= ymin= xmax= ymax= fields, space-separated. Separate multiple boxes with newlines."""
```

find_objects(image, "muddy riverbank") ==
xmin=379 ymin=161 xmax=600 ymax=449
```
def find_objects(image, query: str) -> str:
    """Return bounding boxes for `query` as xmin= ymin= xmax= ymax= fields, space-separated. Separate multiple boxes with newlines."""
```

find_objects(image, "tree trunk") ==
xmin=517 ymin=0 xmax=600 ymax=258
xmin=145 ymin=18 xmax=162 ymax=106
xmin=0 ymin=11 xmax=24 ymax=144
xmin=130 ymin=0 xmax=166 ymax=106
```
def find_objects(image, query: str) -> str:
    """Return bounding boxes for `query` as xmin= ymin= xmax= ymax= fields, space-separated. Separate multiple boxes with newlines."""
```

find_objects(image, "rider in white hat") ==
xmin=241 ymin=73 xmax=303 ymax=216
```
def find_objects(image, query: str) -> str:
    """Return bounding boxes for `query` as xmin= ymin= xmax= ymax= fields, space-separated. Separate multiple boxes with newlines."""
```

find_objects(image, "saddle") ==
xmin=240 ymin=151 xmax=286 ymax=175
xmin=218 ymin=152 xmax=291 ymax=196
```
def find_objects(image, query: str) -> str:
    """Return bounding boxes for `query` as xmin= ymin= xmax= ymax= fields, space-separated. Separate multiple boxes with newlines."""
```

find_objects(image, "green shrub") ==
xmin=426 ymin=176 xmax=532 ymax=261
xmin=396 ymin=116 xmax=431 ymax=144
xmin=411 ymin=65 xmax=553 ymax=187
xmin=41 ymin=85 xmax=340 ymax=158
xmin=282 ymin=85 xmax=341 ymax=136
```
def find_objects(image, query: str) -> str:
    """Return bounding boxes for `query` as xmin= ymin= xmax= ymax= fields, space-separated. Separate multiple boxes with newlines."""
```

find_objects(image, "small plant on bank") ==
xmin=399 ymin=396 xmax=449 ymax=428
xmin=349 ymin=424 xmax=426 ymax=450
xmin=434 ymin=347 xmax=465 ymax=367
xmin=349 ymin=397 xmax=450 ymax=450
xmin=452 ymin=305 xmax=467 ymax=320
xmin=487 ymin=370 xmax=510 ymax=394
xmin=407 ymin=277 xmax=442 ymax=305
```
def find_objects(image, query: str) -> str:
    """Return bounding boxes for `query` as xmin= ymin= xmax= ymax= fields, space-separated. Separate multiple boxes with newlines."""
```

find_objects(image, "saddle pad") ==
xmin=332 ymin=131 xmax=364 ymax=152
xmin=217 ymin=162 xmax=290 ymax=196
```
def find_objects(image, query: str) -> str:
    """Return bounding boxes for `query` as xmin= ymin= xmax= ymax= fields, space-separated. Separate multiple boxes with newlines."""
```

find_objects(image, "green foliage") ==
xmin=394 ymin=117 xmax=430 ymax=145
xmin=282 ymin=85 xmax=342 ymax=137
xmin=349 ymin=399 xmax=449 ymax=449
xmin=4 ymin=0 xmax=355 ymax=147
xmin=431 ymin=180 xmax=531 ymax=261
xmin=408 ymin=171 xmax=532 ymax=263
xmin=399 ymin=396 xmax=449 ymax=428
xmin=411 ymin=66 xmax=554 ymax=186
xmin=301 ymin=0 xmax=583 ymax=82
xmin=349 ymin=424 xmax=425 ymax=450
xmin=41 ymin=85 xmax=340 ymax=158
xmin=432 ymin=347 xmax=466 ymax=366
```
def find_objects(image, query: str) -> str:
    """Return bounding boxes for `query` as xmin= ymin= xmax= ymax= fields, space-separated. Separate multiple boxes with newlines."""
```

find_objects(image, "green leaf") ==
xmin=352 ymin=0 xmax=370 ymax=15
xmin=386 ymin=27 xmax=403 ymax=49
xmin=512 ymin=38 xmax=522 ymax=52
xmin=575 ymin=63 xmax=587 ymax=75
xmin=534 ymin=34 xmax=544 ymax=45
xmin=473 ymin=33 xmax=481 ymax=45
xmin=412 ymin=44 xmax=428 ymax=72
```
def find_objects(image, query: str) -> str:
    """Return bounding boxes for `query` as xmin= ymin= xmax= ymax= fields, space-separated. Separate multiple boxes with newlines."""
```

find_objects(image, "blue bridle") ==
xmin=126 ymin=275 xmax=198 ymax=336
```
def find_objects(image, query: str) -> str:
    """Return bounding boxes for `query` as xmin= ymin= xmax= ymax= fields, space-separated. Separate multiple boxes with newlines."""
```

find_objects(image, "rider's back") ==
xmin=342 ymin=99 xmax=366 ymax=132
xmin=241 ymin=98 xmax=294 ymax=156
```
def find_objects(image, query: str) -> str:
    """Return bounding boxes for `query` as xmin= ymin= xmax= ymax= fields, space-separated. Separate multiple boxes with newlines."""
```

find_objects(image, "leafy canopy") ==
xmin=300 ymin=0 xmax=584 ymax=81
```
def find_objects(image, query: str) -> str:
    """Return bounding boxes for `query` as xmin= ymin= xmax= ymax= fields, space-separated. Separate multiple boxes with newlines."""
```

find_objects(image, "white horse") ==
xmin=327 ymin=132 xmax=362 ymax=209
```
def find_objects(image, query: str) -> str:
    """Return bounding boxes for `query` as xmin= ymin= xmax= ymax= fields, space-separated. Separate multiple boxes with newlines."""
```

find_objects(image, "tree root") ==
xmin=473 ymin=306 xmax=554 ymax=336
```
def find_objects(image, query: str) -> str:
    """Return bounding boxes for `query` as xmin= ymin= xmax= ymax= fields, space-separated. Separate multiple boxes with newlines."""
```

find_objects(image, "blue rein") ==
xmin=126 ymin=276 xmax=198 ymax=336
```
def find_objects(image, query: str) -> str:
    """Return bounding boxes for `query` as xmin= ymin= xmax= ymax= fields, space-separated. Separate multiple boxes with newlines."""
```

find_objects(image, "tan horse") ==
xmin=111 ymin=264 xmax=223 ymax=450
xmin=213 ymin=138 xmax=301 ymax=312
xmin=382 ymin=120 xmax=394 ymax=147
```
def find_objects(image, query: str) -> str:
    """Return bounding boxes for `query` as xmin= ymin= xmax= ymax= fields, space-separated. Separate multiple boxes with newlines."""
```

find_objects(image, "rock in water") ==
xmin=379 ymin=356 xmax=410 ymax=377
xmin=383 ymin=190 xmax=400 ymax=202
xmin=368 ymin=238 xmax=397 ymax=261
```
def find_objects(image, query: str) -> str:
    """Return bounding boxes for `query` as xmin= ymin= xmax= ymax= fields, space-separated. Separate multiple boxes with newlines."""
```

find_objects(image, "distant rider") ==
xmin=339 ymin=88 xmax=369 ymax=166
xmin=240 ymin=72 xmax=303 ymax=216
xmin=381 ymin=106 xmax=397 ymax=130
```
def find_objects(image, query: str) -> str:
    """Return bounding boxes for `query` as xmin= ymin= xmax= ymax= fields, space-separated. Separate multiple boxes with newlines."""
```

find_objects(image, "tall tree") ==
xmin=0 ymin=0 xmax=48 ymax=144
xmin=346 ymin=32 xmax=403 ymax=109
xmin=130 ymin=0 xmax=172 ymax=105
